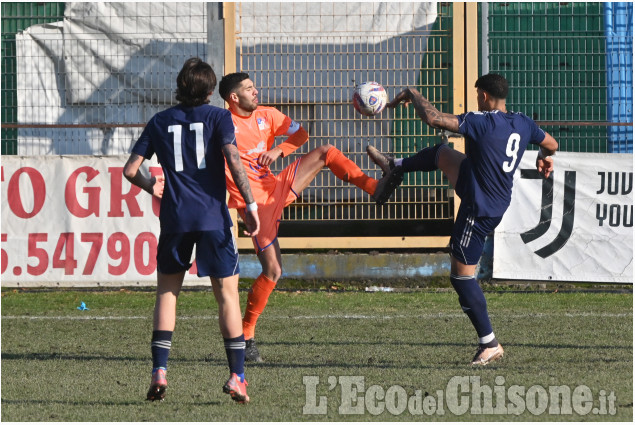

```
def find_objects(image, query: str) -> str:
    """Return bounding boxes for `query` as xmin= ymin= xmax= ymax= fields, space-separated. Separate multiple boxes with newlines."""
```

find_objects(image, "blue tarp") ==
xmin=604 ymin=2 xmax=633 ymax=153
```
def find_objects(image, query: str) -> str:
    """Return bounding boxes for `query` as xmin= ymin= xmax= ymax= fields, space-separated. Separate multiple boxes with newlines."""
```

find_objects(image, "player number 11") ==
xmin=168 ymin=123 xmax=206 ymax=172
xmin=502 ymin=133 xmax=521 ymax=173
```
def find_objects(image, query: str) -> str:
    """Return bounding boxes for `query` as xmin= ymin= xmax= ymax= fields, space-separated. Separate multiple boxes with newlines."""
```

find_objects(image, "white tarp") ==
xmin=494 ymin=152 xmax=633 ymax=283
xmin=237 ymin=2 xmax=437 ymax=101
xmin=62 ymin=2 xmax=207 ymax=105
xmin=16 ymin=2 xmax=208 ymax=155
xmin=16 ymin=2 xmax=436 ymax=157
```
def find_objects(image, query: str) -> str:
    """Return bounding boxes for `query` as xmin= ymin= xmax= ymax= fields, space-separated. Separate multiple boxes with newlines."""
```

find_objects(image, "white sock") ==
xmin=478 ymin=332 xmax=496 ymax=345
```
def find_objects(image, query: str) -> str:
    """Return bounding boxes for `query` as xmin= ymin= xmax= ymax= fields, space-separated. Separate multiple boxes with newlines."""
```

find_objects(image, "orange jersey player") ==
xmin=219 ymin=72 xmax=400 ymax=362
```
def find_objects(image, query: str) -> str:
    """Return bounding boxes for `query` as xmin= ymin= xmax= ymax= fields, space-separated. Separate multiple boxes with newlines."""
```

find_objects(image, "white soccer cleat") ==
xmin=471 ymin=343 xmax=504 ymax=366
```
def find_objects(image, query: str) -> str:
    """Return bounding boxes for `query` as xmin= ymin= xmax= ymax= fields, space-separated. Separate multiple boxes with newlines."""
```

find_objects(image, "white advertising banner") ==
xmin=0 ymin=155 xmax=207 ymax=285
xmin=494 ymin=152 xmax=633 ymax=283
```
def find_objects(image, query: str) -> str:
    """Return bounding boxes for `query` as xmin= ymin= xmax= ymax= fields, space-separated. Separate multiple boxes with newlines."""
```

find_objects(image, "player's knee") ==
xmin=270 ymin=270 xmax=282 ymax=282
xmin=317 ymin=143 xmax=334 ymax=159
xmin=263 ymin=265 xmax=282 ymax=282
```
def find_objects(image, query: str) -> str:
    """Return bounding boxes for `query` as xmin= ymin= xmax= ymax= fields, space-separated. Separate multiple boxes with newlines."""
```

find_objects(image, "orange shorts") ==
xmin=238 ymin=158 xmax=301 ymax=252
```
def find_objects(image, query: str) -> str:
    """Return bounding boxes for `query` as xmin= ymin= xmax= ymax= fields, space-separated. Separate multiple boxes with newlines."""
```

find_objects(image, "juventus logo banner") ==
xmin=494 ymin=152 xmax=633 ymax=283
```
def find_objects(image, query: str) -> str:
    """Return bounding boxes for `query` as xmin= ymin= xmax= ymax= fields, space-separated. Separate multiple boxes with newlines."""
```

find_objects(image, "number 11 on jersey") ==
xmin=168 ymin=123 xmax=206 ymax=172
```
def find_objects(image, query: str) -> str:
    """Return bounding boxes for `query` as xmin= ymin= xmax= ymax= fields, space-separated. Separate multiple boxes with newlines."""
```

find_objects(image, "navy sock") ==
xmin=151 ymin=330 xmax=173 ymax=370
xmin=450 ymin=275 xmax=497 ymax=345
xmin=224 ymin=335 xmax=246 ymax=380
xmin=401 ymin=143 xmax=446 ymax=173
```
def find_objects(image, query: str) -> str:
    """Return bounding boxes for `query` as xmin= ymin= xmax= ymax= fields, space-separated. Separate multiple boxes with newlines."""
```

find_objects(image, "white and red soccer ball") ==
xmin=352 ymin=82 xmax=387 ymax=116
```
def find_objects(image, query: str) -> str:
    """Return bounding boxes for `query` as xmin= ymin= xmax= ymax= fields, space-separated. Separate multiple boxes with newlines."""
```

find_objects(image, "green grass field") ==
xmin=1 ymin=288 xmax=632 ymax=421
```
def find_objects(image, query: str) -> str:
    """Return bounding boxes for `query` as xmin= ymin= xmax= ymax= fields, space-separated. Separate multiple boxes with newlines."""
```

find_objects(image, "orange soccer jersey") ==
xmin=224 ymin=106 xmax=293 ymax=209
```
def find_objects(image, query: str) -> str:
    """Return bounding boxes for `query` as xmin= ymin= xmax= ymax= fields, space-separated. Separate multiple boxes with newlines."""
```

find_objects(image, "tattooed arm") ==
xmin=222 ymin=143 xmax=260 ymax=236
xmin=387 ymin=87 xmax=460 ymax=133
xmin=536 ymin=131 xmax=558 ymax=179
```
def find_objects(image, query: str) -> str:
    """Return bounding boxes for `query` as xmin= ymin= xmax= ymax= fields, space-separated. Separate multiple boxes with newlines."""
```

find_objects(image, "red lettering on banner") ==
xmin=81 ymin=233 xmax=103 ymax=275
xmin=52 ymin=233 xmax=78 ymax=275
xmin=189 ymin=259 xmax=198 ymax=275
xmin=134 ymin=232 xmax=157 ymax=275
xmin=107 ymin=167 xmax=143 ymax=217
xmin=27 ymin=233 xmax=48 ymax=276
xmin=107 ymin=232 xmax=130 ymax=275
xmin=1 ymin=234 xmax=7 ymax=274
xmin=7 ymin=167 xmax=46 ymax=218
xmin=65 ymin=167 xmax=101 ymax=217
xmin=149 ymin=167 xmax=163 ymax=218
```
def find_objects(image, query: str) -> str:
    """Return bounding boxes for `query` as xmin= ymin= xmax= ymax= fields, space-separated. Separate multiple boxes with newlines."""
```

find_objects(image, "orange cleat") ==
xmin=223 ymin=373 xmax=250 ymax=403
xmin=146 ymin=368 xmax=168 ymax=401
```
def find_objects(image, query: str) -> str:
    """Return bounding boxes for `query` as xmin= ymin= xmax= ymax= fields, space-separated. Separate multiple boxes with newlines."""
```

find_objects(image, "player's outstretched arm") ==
xmin=387 ymin=87 xmax=459 ymax=133
xmin=259 ymin=122 xmax=309 ymax=167
xmin=123 ymin=153 xmax=165 ymax=198
xmin=273 ymin=124 xmax=309 ymax=159
xmin=223 ymin=144 xmax=260 ymax=237
xmin=536 ymin=131 xmax=558 ymax=179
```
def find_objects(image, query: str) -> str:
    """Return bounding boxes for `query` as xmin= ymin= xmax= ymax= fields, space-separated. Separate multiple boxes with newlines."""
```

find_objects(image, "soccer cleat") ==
xmin=366 ymin=145 xmax=396 ymax=177
xmin=367 ymin=145 xmax=404 ymax=205
xmin=471 ymin=343 xmax=504 ymax=366
xmin=223 ymin=373 xmax=250 ymax=403
xmin=245 ymin=338 xmax=263 ymax=363
xmin=146 ymin=368 xmax=168 ymax=401
xmin=371 ymin=168 xmax=404 ymax=205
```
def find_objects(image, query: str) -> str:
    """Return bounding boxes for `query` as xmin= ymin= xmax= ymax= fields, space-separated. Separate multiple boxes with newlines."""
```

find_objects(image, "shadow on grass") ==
xmin=0 ymin=351 xmax=422 ymax=370
xmin=0 ymin=398 xmax=220 ymax=407
xmin=1 ymin=352 xmax=144 ymax=362
xmin=2 ymin=334 xmax=631 ymax=366
xmin=256 ymin=340 xmax=633 ymax=350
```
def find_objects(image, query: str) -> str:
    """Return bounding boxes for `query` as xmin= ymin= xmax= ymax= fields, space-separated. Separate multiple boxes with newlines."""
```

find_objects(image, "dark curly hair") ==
xmin=175 ymin=58 xmax=217 ymax=107
xmin=475 ymin=73 xmax=509 ymax=99
xmin=218 ymin=72 xmax=250 ymax=102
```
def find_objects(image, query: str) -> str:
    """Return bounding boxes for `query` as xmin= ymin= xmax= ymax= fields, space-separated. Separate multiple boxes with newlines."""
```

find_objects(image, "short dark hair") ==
xmin=175 ymin=57 xmax=217 ymax=107
xmin=475 ymin=73 xmax=509 ymax=99
xmin=218 ymin=72 xmax=250 ymax=101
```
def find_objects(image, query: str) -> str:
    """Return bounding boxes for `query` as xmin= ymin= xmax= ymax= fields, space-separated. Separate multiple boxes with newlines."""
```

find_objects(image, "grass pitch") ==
xmin=1 ymin=287 xmax=632 ymax=421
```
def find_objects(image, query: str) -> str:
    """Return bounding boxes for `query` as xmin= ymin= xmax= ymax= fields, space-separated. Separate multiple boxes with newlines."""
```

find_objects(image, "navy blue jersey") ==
xmin=456 ymin=110 xmax=546 ymax=217
xmin=132 ymin=104 xmax=237 ymax=233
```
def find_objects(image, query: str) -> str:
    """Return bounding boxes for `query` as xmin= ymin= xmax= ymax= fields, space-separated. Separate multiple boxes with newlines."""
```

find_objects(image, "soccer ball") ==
xmin=352 ymin=82 xmax=388 ymax=116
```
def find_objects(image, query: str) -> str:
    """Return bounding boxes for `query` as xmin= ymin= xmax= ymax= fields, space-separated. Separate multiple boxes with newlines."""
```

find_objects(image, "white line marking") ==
xmin=1 ymin=312 xmax=631 ymax=320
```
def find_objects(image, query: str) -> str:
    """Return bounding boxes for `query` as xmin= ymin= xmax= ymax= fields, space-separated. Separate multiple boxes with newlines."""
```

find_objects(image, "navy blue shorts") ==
xmin=156 ymin=229 xmax=239 ymax=278
xmin=450 ymin=202 xmax=502 ymax=265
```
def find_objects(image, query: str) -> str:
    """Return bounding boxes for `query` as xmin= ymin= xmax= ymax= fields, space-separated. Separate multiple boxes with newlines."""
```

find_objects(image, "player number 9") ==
xmin=502 ymin=133 xmax=521 ymax=173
